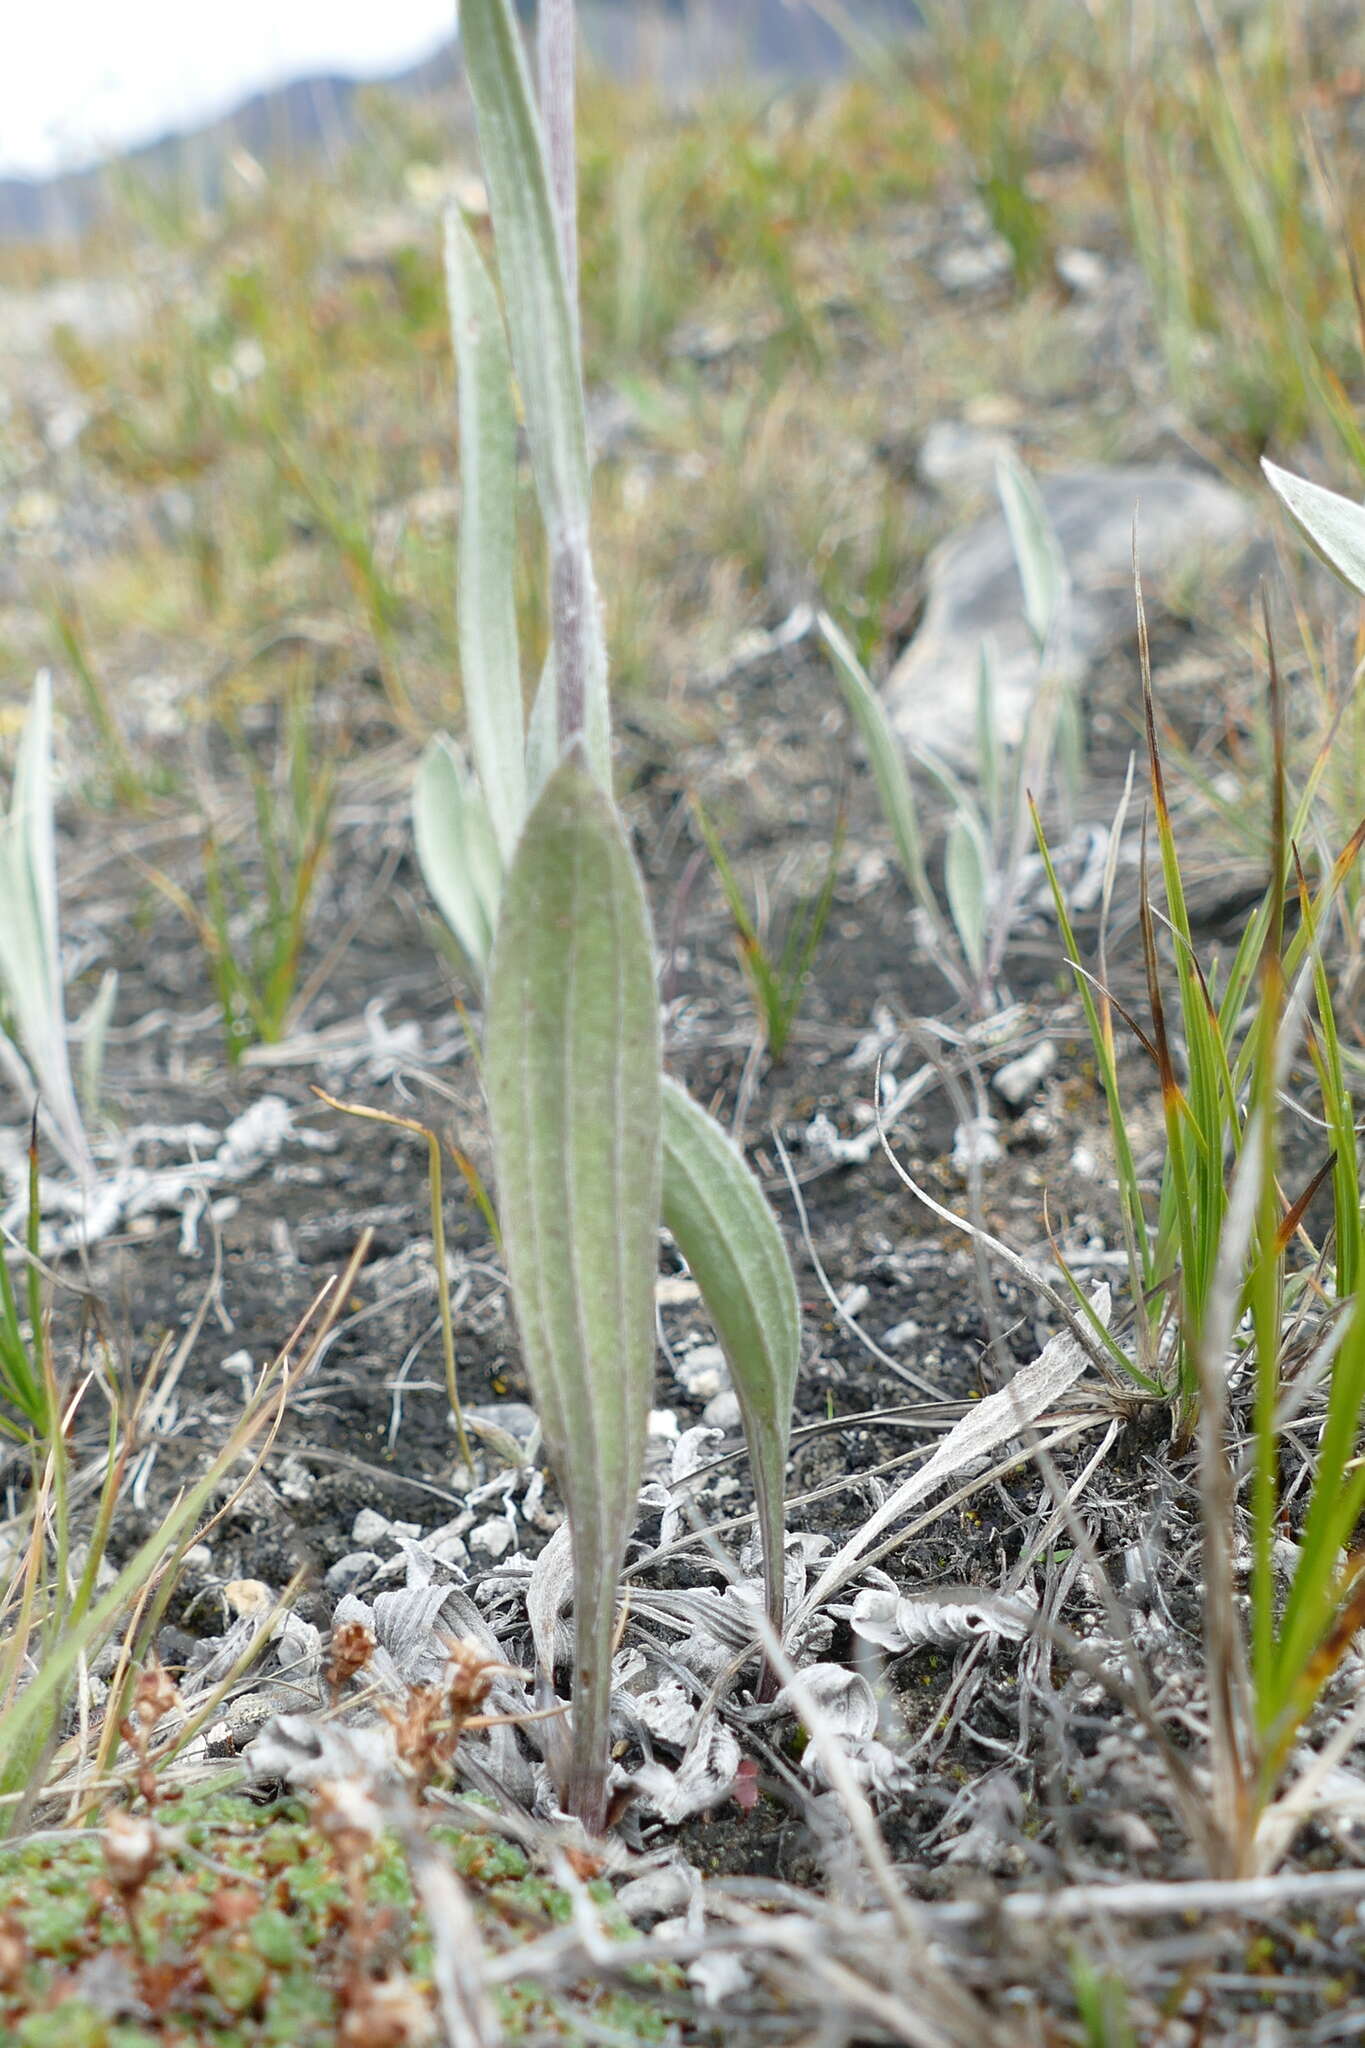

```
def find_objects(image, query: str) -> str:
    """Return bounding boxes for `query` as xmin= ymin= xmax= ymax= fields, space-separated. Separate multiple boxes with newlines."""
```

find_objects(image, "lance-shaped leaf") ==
xmin=1262 ymin=458 xmax=1365 ymax=601
xmin=484 ymin=750 xmax=661 ymax=1829
xmin=996 ymin=448 xmax=1067 ymax=650
xmin=661 ymin=1078 xmax=800 ymax=1659
xmin=945 ymin=806 xmax=991 ymax=979
xmin=0 ymin=673 xmax=94 ymax=1183
xmin=818 ymin=611 xmax=972 ymax=1006
xmin=818 ymin=613 xmax=931 ymax=906
xmin=412 ymin=735 xmax=503 ymax=978
xmin=525 ymin=649 xmax=558 ymax=806
xmin=459 ymin=0 xmax=608 ymax=785
xmin=444 ymin=207 xmax=525 ymax=862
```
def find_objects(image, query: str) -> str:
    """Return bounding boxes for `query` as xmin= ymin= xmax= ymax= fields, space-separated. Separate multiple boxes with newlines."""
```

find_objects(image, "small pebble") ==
xmin=224 ymin=1580 xmax=274 ymax=1619
xmin=463 ymin=1402 xmax=539 ymax=1448
xmin=674 ymin=1342 xmax=729 ymax=1401
xmin=469 ymin=1520 xmax=514 ymax=1560
xmin=324 ymin=1551 xmax=383 ymax=1599
xmin=351 ymin=1507 xmax=420 ymax=1548
xmin=702 ymin=1390 xmax=741 ymax=1432
xmin=1055 ymin=246 xmax=1107 ymax=297
xmin=951 ymin=1116 xmax=1003 ymax=1174
xmin=656 ymin=1275 xmax=700 ymax=1307
xmin=991 ymin=1040 xmax=1056 ymax=1107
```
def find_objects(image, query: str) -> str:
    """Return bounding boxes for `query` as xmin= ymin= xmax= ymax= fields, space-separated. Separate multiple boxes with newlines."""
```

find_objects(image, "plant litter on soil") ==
xmin=5 ymin=2 xmax=1365 ymax=2042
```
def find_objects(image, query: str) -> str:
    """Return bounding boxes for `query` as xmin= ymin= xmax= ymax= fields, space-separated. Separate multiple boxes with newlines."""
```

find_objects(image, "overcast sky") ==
xmin=3 ymin=2 xmax=457 ymax=178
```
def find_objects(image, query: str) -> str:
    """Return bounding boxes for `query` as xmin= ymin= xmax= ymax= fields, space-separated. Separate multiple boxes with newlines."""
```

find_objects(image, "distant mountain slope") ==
xmin=0 ymin=1 xmax=921 ymax=242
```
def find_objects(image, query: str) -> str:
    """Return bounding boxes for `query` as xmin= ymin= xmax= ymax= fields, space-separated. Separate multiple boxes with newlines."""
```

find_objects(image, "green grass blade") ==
xmin=1293 ymin=857 xmax=1361 ymax=1295
xmin=483 ymin=751 xmax=661 ymax=1830
xmin=1029 ymin=797 xmax=1156 ymax=1302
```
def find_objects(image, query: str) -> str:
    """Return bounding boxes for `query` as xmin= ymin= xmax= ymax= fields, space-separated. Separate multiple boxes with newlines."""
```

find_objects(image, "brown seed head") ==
xmin=103 ymin=1810 xmax=161 ymax=1897
xmin=326 ymin=1618 xmax=377 ymax=1695
xmin=340 ymin=1971 xmax=437 ymax=2047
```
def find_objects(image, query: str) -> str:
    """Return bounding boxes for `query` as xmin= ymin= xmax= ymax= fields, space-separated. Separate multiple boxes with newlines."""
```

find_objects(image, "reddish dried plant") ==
xmin=326 ymin=1618 xmax=377 ymax=1701
xmin=381 ymin=1636 xmax=504 ymax=1793
xmin=313 ymin=1781 xmax=435 ymax=2045
xmin=118 ymin=1657 xmax=182 ymax=1810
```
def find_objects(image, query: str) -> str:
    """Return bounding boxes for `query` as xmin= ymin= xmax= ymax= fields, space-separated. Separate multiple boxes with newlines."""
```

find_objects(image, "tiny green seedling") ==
xmin=145 ymin=681 xmax=336 ymax=1063
xmin=692 ymin=794 xmax=844 ymax=1061
xmin=820 ymin=449 xmax=1072 ymax=1014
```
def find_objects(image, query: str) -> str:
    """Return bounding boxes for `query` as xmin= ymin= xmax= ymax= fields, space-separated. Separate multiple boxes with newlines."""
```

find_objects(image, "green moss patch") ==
xmin=0 ymin=1789 xmax=679 ymax=2046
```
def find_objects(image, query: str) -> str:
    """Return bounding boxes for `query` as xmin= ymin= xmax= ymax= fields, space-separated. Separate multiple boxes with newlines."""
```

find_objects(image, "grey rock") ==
xmin=463 ymin=1401 xmax=539 ymax=1448
xmin=887 ymin=464 xmax=1257 ymax=770
xmin=351 ymin=1506 xmax=420 ymax=1548
xmin=1055 ymin=247 xmax=1108 ymax=298
xmin=933 ymin=236 xmax=1014 ymax=294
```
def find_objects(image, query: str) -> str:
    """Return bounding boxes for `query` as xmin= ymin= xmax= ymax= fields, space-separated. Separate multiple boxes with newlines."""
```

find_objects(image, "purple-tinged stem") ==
xmin=537 ymin=0 xmax=579 ymax=321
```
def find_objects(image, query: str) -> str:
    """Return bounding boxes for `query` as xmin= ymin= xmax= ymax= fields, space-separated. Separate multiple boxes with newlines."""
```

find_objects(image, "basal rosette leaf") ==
xmin=484 ymin=749 xmax=661 ymax=1827
xmin=412 ymin=734 xmax=504 ymax=978
xmin=661 ymin=1078 xmax=800 ymax=1657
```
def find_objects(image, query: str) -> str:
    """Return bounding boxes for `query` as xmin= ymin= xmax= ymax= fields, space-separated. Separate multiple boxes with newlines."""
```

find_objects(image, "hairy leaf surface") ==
xmin=412 ymin=735 xmax=503 ymax=977
xmin=661 ymin=1078 xmax=800 ymax=1642
xmin=484 ymin=751 xmax=661 ymax=1825
xmin=1263 ymin=458 xmax=1365 ymax=600
xmin=444 ymin=208 xmax=525 ymax=860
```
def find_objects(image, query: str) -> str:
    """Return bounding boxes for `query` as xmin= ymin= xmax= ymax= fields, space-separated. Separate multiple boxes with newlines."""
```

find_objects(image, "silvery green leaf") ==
xmin=818 ymin=612 xmax=931 ymax=902
xmin=0 ymin=672 xmax=94 ymax=1182
xmin=996 ymin=448 xmax=1066 ymax=649
xmin=484 ymin=750 xmax=661 ymax=1827
xmin=975 ymin=640 xmax=1001 ymax=829
xmin=459 ymin=0 xmax=609 ymax=786
xmin=525 ymin=649 xmax=558 ymax=804
xmin=1263 ymin=457 xmax=1365 ymax=600
xmin=945 ymin=807 xmax=991 ymax=978
xmin=818 ymin=611 xmax=974 ymax=1005
xmin=412 ymin=734 xmax=503 ymax=977
xmin=661 ymin=1078 xmax=800 ymax=1644
xmin=78 ymin=969 xmax=118 ymax=1123
xmin=444 ymin=207 xmax=525 ymax=861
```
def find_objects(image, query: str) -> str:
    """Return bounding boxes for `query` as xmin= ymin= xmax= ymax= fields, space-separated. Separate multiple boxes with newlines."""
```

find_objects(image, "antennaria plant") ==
xmin=819 ymin=448 xmax=1074 ymax=1013
xmin=415 ymin=0 xmax=801 ymax=1822
xmin=0 ymin=673 xmax=96 ymax=1186
xmin=1262 ymin=458 xmax=1365 ymax=603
